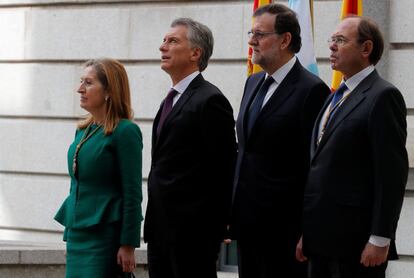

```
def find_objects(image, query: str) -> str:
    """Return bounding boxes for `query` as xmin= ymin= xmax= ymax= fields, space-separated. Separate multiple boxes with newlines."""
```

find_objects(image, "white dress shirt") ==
xmin=317 ymin=65 xmax=375 ymax=137
xmin=170 ymin=71 xmax=200 ymax=106
xmin=261 ymin=56 xmax=297 ymax=108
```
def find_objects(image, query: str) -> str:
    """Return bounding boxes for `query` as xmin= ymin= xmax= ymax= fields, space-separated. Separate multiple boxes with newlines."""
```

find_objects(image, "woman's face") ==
xmin=77 ymin=66 xmax=107 ymax=114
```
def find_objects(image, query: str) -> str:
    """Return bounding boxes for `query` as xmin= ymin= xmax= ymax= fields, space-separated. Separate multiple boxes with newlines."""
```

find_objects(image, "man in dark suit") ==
xmin=230 ymin=4 xmax=330 ymax=278
xmin=143 ymin=18 xmax=236 ymax=278
xmin=297 ymin=16 xmax=408 ymax=278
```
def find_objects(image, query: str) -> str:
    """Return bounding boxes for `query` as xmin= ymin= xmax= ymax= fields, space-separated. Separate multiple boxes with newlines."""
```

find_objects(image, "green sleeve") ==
xmin=63 ymin=227 xmax=68 ymax=241
xmin=114 ymin=121 xmax=143 ymax=247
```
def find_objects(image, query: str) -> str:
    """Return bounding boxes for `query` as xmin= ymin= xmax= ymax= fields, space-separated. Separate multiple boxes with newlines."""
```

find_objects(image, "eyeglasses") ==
xmin=248 ymin=30 xmax=277 ymax=40
xmin=328 ymin=36 xmax=350 ymax=46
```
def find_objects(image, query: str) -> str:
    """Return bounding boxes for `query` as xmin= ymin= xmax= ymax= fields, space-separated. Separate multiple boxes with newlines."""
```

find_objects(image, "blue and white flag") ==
xmin=289 ymin=0 xmax=319 ymax=76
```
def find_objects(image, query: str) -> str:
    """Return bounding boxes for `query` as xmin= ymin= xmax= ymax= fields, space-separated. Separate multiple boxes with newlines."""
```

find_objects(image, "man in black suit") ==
xmin=230 ymin=4 xmax=330 ymax=278
xmin=143 ymin=18 xmax=236 ymax=278
xmin=297 ymin=16 xmax=408 ymax=278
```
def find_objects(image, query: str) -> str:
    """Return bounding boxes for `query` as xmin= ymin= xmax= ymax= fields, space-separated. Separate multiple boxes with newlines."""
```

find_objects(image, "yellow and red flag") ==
xmin=247 ymin=0 xmax=272 ymax=76
xmin=330 ymin=0 xmax=363 ymax=91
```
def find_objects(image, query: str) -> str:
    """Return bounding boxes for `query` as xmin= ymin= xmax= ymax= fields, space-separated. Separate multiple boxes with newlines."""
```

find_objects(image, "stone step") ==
xmin=0 ymin=240 xmax=238 ymax=278
xmin=1 ymin=240 xmax=409 ymax=278
xmin=218 ymin=272 xmax=238 ymax=278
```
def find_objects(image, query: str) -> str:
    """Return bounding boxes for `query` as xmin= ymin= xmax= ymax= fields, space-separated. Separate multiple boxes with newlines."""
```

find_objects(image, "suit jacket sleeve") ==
xmin=114 ymin=122 xmax=144 ymax=247
xmin=200 ymin=93 xmax=237 ymax=235
xmin=63 ymin=228 xmax=68 ymax=241
xmin=368 ymin=86 xmax=408 ymax=239
xmin=302 ymin=82 xmax=330 ymax=157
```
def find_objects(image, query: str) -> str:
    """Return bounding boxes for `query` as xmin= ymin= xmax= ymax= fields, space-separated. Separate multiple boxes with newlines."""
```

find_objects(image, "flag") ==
xmin=288 ymin=0 xmax=319 ymax=76
xmin=247 ymin=0 xmax=272 ymax=76
xmin=330 ymin=0 xmax=363 ymax=91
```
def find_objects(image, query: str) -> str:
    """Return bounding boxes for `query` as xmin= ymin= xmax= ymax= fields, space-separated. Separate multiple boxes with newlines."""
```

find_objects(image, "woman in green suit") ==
xmin=55 ymin=58 xmax=143 ymax=277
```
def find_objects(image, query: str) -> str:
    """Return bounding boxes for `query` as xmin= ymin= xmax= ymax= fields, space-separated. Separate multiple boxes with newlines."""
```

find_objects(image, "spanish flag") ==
xmin=330 ymin=0 xmax=363 ymax=91
xmin=247 ymin=0 xmax=272 ymax=76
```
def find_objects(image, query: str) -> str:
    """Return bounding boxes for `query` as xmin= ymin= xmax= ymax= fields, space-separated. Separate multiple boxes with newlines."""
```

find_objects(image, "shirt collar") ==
xmin=343 ymin=65 xmax=375 ymax=92
xmin=172 ymin=71 xmax=200 ymax=94
xmin=266 ymin=56 xmax=297 ymax=84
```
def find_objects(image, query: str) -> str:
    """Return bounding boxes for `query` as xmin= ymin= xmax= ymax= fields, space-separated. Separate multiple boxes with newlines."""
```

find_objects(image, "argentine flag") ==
xmin=289 ymin=0 xmax=319 ymax=76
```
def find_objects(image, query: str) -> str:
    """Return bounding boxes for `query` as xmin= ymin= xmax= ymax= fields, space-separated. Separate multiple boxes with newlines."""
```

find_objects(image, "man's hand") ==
xmin=117 ymin=245 xmax=136 ymax=273
xmin=360 ymin=242 xmax=389 ymax=267
xmin=223 ymin=225 xmax=232 ymax=244
xmin=296 ymin=235 xmax=307 ymax=262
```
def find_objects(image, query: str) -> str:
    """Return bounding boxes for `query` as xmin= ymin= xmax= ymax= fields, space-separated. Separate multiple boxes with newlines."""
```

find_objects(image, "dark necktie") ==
xmin=157 ymin=88 xmax=178 ymax=136
xmin=326 ymin=82 xmax=348 ymax=124
xmin=331 ymin=82 xmax=348 ymax=107
xmin=246 ymin=76 xmax=274 ymax=137
xmin=316 ymin=83 xmax=349 ymax=146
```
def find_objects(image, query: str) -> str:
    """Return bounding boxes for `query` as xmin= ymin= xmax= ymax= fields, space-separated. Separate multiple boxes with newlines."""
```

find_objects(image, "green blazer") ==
xmin=55 ymin=119 xmax=143 ymax=247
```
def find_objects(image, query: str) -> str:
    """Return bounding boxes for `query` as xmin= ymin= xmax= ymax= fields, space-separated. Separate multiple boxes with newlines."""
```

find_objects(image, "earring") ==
xmin=105 ymin=95 xmax=109 ymax=101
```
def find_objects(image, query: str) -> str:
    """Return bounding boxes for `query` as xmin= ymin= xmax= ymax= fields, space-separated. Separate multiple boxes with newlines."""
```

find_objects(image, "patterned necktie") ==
xmin=157 ymin=88 xmax=178 ymax=136
xmin=246 ymin=76 xmax=274 ymax=137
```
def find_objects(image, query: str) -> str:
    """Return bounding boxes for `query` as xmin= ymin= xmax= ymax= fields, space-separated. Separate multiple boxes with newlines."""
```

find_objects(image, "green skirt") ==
xmin=66 ymin=222 xmax=121 ymax=278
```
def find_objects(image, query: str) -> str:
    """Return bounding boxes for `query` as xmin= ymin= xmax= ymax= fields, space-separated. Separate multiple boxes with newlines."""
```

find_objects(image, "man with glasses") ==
xmin=298 ymin=16 xmax=408 ymax=278
xmin=230 ymin=3 xmax=329 ymax=277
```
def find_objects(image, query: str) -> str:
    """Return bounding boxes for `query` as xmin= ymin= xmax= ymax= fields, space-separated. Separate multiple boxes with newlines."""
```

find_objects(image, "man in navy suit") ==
xmin=144 ymin=18 xmax=236 ymax=278
xmin=298 ymin=16 xmax=408 ymax=278
xmin=230 ymin=4 xmax=330 ymax=277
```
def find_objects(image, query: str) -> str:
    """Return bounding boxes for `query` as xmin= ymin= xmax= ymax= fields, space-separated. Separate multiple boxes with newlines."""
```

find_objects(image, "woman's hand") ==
xmin=117 ymin=245 xmax=136 ymax=273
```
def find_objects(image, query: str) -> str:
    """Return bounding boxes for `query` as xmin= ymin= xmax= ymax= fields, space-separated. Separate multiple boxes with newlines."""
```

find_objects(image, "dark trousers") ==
xmin=237 ymin=238 xmax=307 ymax=278
xmin=308 ymin=254 xmax=387 ymax=278
xmin=147 ymin=240 xmax=221 ymax=278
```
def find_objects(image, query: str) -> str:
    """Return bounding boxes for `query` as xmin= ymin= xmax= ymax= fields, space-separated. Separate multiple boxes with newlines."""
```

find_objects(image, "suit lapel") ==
xmin=256 ymin=66 xmax=298 ymax=121
xmin=152 ymin=104 xmax=163 ymax=157
xmin=237 ymin=72 xmax=266 ymax=143
xmin=310 ymin=94 xmax=333 ymax=158
xmin=152 ymin=74 xmax=204 ymax=157
xmin=311 ymin=70 xmax=379 ymax=161
xmin=247 ymin=60 xmax=301 ymax=139
xmin=161 ymin=75 xmax=201 ymax=129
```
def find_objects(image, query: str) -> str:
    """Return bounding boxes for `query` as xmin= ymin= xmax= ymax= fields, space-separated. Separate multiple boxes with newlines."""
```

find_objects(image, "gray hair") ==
xmin=171 ymin=18 xmax=214 ymax=72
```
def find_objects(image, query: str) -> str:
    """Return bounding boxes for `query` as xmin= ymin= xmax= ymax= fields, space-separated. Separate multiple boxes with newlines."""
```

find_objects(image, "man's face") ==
xmin=159 ymin=25 xmax=196 ymax=76
xmin=329 ymin=17 xmax=366 ymax=79
xmin=249 ymin=13 xmax=282 ymax=72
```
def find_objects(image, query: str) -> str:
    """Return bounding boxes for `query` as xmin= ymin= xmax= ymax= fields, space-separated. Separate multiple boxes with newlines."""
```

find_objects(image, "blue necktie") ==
xmin=316 ymin=83 xmax=349 ymax=146
xmin=331 ymin=82 xmax=348 ymax=108
xmin=157 ymin=88 xmax=178 ymax=136
xmin=246 ymin=76 xmax=274 ymax=137
xmin=326 ymin=82 xmax=348 ymax=123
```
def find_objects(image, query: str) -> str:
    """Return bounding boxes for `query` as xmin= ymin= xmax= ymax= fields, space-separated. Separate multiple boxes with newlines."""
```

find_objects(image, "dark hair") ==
xmin=254 ymin=3 xmax=301 ymax=53
xmin=171 ymin=18 xmax=214 ymax=72
xmin=351 ymin=16 xmax=384 ymax=65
